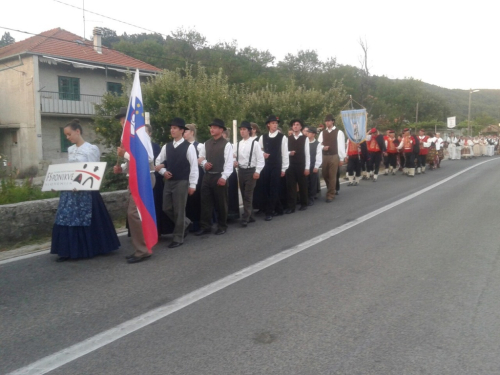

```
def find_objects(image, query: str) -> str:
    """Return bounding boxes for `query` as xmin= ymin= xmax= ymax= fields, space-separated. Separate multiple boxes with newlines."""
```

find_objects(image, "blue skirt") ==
xmin=51 ymin=191 xmax=120 ymax=259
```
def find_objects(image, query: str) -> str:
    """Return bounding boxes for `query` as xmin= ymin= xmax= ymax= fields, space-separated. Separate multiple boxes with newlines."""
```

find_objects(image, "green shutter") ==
xmin=58 ymin=76 xmax=80 ymax=101
xmin=107 ymin=82 xmax=123 ymax=96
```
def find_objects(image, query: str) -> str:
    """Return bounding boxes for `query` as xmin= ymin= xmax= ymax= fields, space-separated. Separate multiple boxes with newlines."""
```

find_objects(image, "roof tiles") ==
xmin=0 ymin=28 xmax=161 ymax=72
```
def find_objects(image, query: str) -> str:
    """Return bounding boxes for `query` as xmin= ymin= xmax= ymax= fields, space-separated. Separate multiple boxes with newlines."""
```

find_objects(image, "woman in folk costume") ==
xmin=480 ymin=137 xmax=488 ymax=156
xmin=183 ymin=124 xmax=204 ymax=232
xmin=460 ymin=137 xmax=472 ymax=159
xmin=51 ymin=119 xmax=120 ymax=262
xmin=472 ymin=136 xmax=481 ymax=157
xmin=425 ymin=132 xmax=439 ymax=169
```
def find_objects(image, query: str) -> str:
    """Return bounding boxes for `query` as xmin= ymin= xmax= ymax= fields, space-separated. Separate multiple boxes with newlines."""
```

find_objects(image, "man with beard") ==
xmin=196 ymin=119 xmax=233 ymax=235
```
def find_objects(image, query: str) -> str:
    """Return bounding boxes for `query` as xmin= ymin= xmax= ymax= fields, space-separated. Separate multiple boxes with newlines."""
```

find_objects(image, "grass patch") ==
xmin=0 ymin=176 xmax=59 ymax=205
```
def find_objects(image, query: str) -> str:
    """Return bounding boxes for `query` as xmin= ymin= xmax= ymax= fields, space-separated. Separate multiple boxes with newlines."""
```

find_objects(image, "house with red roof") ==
xmin=0 ymin=27 xmax=161 ymax=175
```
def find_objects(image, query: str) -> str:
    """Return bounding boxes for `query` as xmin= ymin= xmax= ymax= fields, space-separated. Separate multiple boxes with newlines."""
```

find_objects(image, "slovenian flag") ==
xmin=122 ymin=70 xmax=157 ymax=252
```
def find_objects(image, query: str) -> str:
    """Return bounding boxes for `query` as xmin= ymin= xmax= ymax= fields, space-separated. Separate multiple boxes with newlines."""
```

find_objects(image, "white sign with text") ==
xmin=42 ymin=162 xmax=107 ymax=191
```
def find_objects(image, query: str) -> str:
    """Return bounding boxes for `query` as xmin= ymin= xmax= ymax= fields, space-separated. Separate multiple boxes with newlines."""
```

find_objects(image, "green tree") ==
xmin=0 ymin=32 xmax=15 ymax=48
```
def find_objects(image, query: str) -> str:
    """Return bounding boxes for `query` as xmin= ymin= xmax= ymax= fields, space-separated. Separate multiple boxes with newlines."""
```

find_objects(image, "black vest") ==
xmin=166 ymin=141 xmax=190 ymax=181
xmin=262 ymin=133 xmax=284 ymax=167
xmin=309 ymin=140 xmax=318 ymax=170
xmin=288 ymin=135 xmax=306 ymax=167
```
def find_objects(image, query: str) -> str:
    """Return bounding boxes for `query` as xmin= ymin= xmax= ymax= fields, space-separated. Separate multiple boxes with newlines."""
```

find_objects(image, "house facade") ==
xmin=0 ymin=27 xmax=161 ymax=176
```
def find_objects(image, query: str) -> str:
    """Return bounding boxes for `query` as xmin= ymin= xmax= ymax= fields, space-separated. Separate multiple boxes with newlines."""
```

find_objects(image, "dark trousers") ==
xmin=347 ymin=155 xmax=361 ymax=177
xmin=417 ymin=154 xmax=427 ymax=168
xmin=368 ymin=152 xmax=382 ymax=174
xmin=387 ymin=153 xmax=397 ymax=168
xmin=260 ymin=164 xmax=282 ymax=216
xmin=404 ymin=152 xmax=415 ymax=168
xmin=383 ymin=153 xmax=389 ymax=168
xmin=308 ymin=170 xmax=319 ymax=202
xmin=286 ymin=163 xmax=308 ymax=209
xmin=238 ymin=167 xmax=257 ymax=221
xmin=162 ymin=179 xmax=190 ymax=243
xmin=200 ymin=173 xmax=228 ymax=231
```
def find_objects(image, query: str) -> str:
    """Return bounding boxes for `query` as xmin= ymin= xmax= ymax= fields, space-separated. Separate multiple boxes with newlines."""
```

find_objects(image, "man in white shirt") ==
xmin=196 ymin=119 xmax=234 ymax=236
xmin=285 ymin=119 xmax=310 ymax=213
xmin=318 ymin=114 xmax=346 ymax=202
xmin=259 ymin=115 xmax=289 ymax=221
xmin=155 ymin=118 xmax=198 ymax=248
xmin=304 ymin=126 xmax=322 ymax=204
xmin=234 ymin=121 xmax=264 ymax=226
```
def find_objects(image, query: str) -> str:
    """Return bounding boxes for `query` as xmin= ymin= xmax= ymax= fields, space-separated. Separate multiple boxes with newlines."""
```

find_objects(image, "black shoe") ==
xmin=168 ymin=241 xmax=183 ymax=249
xmin=184 ymin=223 xmax=192 ymax=238
xmin=298 ymin=206 xmax=307 ymax=211
xmin=240 ymin=220 xmax=248 ymax=227
xmin=195 ymin=228 xmax=212 ymax=236
xmin=326 ymin=198 xmax=333 ymax=203
xmin=248 ymin=217 xmax=256 ymax=223
xmin=127 ymin=255 xmax=151 ymax=264
xmin=215 ymin=229 xmax=226 ymax=235
xmin=273 ymin=211 xmax=283 ymax=217
xmin=308 ymin=200 xmax=314 ymax=206
xmin=265 ymin=215 xmax=273 ymax=221
xmin=56 ymin=257 xmax=69 ymax=263
xmin=335 ymin=191 xmax=339 ymax=195
xmin=125 ymin=253 xmax=135 ymax=260
xmin=284 ymin=209 xmax=295 ymax=214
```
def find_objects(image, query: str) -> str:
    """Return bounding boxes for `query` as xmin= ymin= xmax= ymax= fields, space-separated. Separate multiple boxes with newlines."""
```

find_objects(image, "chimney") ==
xmin=93 ymin=27 xmax=102 ymax=54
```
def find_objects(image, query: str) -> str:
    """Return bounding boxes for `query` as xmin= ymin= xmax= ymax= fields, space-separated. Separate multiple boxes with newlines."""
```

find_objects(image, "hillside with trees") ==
xmin=94 ymin=28 xmax=499 ymax=143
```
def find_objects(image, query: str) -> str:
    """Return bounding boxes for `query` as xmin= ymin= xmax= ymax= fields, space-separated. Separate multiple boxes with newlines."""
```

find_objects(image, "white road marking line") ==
xmin=7 ymin=158 xmax=498 ymax=375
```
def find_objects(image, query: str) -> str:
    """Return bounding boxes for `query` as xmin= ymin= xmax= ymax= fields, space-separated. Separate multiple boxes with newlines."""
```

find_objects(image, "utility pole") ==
xmin=83 ymin=0 xmax=86 ymax=39
xmin=415 ymin=102 xmax=419 ymax=133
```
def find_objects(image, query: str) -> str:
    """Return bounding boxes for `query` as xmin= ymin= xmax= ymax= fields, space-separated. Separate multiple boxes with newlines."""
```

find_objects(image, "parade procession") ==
xmin=47 ymin=73 xmax=500 ymax=264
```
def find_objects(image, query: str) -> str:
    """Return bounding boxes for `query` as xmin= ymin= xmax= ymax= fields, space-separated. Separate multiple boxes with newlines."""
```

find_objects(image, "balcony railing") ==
xmin=40 ymin=91 xmax=103 ymax=115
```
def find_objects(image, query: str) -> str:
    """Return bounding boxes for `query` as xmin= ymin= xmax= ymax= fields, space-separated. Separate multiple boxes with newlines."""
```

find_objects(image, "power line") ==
xmin=52 ymin=0 xmax=169 ymax=37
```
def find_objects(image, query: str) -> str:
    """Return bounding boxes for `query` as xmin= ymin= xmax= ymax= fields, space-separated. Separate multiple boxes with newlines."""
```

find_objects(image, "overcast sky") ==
xmin=2 ymin=0 xmax=498 ymax=91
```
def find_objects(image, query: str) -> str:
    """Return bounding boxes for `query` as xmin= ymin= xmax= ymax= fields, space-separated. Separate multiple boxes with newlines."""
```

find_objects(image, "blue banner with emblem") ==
xmin=341 ymin=109 xmax=367 ymax=143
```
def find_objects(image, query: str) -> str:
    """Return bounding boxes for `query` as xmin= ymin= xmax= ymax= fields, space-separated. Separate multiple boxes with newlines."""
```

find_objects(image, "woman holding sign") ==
xmin=50 ymin=119 xmax=120 ymax=262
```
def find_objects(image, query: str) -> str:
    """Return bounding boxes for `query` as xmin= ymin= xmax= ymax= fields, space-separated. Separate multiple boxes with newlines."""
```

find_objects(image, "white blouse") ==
xmin=67 ymin=142 xmax=100 ymax=163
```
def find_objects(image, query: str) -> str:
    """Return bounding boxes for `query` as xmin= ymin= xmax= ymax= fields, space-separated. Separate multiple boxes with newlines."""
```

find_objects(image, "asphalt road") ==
xmin=2 ymin=157 xmax=500 ymax=375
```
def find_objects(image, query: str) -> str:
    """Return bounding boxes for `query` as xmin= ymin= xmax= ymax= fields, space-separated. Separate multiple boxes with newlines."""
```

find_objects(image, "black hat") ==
xmin=307 ymin=126 xmax=318 ymax=134
xmin=289 ymin=119 xmax=304 ymax=129
xmin=265 ymin=115 xmax=280 ymax=124
xmin=324 ymin=114 xmax=335 ymax=122
xmin=239 ymin=121 xmax=252 ymax=131
xmin=169 ymin=117 xmax=187 ymax=130
xmin=208 ymin=118 xmax=226 ymax=130
xmin=114 ymin=107 xmax=127 ymax=119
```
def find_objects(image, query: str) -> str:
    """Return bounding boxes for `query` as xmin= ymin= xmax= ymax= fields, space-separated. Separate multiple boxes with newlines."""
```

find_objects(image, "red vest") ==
xmin=347 ymin=140 xmax=360 ymax=156
xmin=403 ymin=136 xmax=413 ymax=152
xmin=387 ymin=137 xmax=398 ymax=153
xmin=418 ymin=135 xmax=429 ymax=155
xmin=367 ymin=136 xmax=381 ymax=152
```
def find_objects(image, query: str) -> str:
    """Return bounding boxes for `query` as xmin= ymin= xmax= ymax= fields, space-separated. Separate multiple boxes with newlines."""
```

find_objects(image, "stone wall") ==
xmin=0 ymin=190 xmax=128 ymax=248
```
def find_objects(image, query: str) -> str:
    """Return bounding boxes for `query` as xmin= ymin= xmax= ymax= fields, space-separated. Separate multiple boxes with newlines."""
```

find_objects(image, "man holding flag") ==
xmin=113 ymin=70 xmax=158 ymax=264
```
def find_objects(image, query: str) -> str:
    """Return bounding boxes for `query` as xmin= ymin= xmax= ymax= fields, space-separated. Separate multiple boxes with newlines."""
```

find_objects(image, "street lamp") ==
xmin=468 ymin=89 xmax=480 ymax=136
